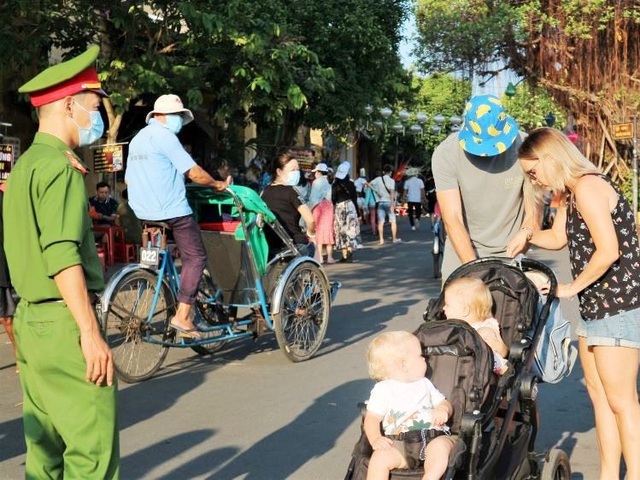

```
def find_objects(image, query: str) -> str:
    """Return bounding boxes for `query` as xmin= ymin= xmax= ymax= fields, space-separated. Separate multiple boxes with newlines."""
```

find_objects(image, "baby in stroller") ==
xmin=346 ymin=257 xmax=573 ymax=480
xmin=443 ymin=278 xmax=509 ymax=375
xmin=364 ymin=331 xmax=455 ymax=480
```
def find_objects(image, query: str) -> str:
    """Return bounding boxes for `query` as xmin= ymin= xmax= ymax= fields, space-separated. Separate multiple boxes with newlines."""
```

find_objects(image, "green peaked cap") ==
xmin=19 ymin=45 xmax=106 ymax=106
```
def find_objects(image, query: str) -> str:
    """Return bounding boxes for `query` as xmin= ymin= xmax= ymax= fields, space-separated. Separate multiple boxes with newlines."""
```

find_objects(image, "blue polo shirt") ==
xmin=125 ymin=119 xmax=196 ymax=220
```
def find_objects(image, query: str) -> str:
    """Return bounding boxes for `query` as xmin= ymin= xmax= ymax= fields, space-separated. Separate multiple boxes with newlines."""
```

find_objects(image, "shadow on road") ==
xmin=203 ymin=379 xmax=369 ymax=480
xmin=0 ymin=417 xmax=25 ymax=464
xmin=121 ymin=429 xmax=238 ymax=479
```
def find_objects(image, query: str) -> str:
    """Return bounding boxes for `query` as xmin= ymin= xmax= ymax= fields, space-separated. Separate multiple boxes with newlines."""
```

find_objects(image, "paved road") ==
xmin=0 ymin=220 xmax=600 ymax=479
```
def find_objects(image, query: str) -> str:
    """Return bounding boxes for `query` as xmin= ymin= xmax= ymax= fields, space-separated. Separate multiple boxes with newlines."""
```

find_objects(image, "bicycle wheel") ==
xmin=103 ymin=269 xmax=175 ymax=383
xmin=273 ymin=262 xmax=330 ymax=362
xmin=191 ymin=269 xmax=228 ymax=355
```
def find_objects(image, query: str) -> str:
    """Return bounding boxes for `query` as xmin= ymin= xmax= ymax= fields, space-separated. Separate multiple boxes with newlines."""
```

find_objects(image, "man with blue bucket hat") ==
xmin=432 ymin=94 xmax=536 ymax=281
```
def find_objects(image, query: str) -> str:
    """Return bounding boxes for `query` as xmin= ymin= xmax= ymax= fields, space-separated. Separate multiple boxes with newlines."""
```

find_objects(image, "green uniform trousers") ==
xmin=14 ymin=300 xmax=119 ymax=480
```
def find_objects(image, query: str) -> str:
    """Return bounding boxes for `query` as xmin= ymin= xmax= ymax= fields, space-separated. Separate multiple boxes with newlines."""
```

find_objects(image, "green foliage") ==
xmin=503 ymin=83 xmax=566 ymax=132
xmin=414 ymin=0 xmax=517 ymax=76
xmin=286 ymin=0 xmax=411 ymax=134
xmin=411 ymin=74 xmax=471 ymax=152
xmin=4 ymin=0 xmax=409 ymax=159
xmin=368 ymin=73 xmax=471 ymax=168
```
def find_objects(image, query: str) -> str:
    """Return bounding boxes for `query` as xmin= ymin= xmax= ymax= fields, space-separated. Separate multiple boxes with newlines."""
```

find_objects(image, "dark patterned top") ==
xmin=567 ymin=174 xmax=640 ymax=320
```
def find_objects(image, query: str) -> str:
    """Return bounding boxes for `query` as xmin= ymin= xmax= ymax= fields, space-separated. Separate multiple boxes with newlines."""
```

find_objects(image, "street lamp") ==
xmin=379 ymin=107 xmax=392 ymax=120
xmin=378 ymin=107 xmax=392 ymax=132
xmin=504 ymin=77 xmax=526 ymax=100
xmin=431 ymin=114 xmax=445 ymax=134
xmin=390 ymin=122 xmax=405 ymax=169
xmin=391 ymin=122 xmax=404 ymax=137
xmin=409 ymin=124 xmax=423 ymax=144
xmin=364 ymin=104 xmax=374 ymax=130
xmin=449 ymin=115 xmax=463 ymax=132
xmin=505 ymin=82 xmax=517 ymax=98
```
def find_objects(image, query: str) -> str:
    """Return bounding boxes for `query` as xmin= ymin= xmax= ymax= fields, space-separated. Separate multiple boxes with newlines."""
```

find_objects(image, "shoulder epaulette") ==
xmin=64 ymin=151 xmax=88 ymax=175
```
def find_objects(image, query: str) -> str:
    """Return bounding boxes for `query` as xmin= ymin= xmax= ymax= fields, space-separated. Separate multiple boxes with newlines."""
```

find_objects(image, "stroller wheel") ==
xmin=540 ymin=448 xmax=571 ymax=480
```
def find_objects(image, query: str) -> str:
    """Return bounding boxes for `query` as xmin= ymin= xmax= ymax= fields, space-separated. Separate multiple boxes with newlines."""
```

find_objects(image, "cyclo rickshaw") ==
xmin=100 ymin=184 xmax=340 ymax=383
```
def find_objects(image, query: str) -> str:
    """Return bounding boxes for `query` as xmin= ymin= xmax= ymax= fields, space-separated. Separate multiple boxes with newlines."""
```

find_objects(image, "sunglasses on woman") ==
xmin=525 ymin=160 xmax=540 ymax=180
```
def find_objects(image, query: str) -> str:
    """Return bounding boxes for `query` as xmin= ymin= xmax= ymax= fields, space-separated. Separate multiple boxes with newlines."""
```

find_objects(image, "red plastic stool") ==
xmin=115 ymin=243 xmax=138 ymax=263
xmin=96 ymin=246 xmax=107 ymax=272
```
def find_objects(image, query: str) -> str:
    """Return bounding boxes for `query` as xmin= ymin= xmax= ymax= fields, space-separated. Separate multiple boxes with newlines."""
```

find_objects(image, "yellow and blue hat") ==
xmin=18 ymin=45 xmax=107 ymax=107
xmin=458 ymin=95 xmax=518 ymax=157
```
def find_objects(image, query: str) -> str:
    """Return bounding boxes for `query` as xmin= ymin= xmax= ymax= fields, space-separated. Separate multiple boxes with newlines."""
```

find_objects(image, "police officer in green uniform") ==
xmin=4 ymin=45 xmax=119 ymax=479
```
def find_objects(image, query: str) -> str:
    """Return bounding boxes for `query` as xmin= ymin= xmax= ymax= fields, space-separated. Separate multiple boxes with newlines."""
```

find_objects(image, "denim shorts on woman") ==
xmin=575 ymin=306 xmax=640 ymax=349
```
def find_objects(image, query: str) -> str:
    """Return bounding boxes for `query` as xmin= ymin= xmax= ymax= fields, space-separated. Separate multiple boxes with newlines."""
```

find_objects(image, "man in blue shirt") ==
xmin=126 ymin=94 xmax=229 ymax=338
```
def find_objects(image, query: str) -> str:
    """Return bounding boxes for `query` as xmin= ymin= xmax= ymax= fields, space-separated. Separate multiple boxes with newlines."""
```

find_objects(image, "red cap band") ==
xmin=29 ymin=68 xmax=105 ymax=107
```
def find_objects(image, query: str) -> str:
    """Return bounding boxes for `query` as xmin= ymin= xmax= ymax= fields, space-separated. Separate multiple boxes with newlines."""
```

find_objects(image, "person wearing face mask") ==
xmin=126 ymin=94 xmax=229 ymax=339
xmin=261 ymin=151 xmax=316 ymax=258
xmin=3 ymin=45 xmax=119 ymax=479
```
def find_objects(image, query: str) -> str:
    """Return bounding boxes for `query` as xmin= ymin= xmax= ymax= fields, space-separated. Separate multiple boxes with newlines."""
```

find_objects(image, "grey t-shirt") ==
xmin=432 ymin=131 xmax=527 ymax=276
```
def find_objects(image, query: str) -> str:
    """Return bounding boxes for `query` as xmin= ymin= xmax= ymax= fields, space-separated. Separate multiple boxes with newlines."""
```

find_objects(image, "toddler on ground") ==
xmin=444 ymin=277 xmax=509 ymax=374
xmin=364 ymin=331 xmax=455 ymax=480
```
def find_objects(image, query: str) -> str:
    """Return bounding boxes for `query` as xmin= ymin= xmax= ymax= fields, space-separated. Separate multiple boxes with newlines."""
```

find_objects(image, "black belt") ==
xmin=387 ymin=429 xmax=448 ymax=442
xmin=26 ymin=292 xmax=99 ymax=306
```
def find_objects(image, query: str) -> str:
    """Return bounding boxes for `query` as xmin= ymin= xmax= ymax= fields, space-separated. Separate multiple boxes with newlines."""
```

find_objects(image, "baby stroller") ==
xmin=345 ymin=257 xmax=572 ymax=479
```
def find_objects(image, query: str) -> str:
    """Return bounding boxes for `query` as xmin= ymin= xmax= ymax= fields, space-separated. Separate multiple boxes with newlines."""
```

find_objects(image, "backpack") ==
xmin=531 ymin=298 xmax=578 ymax=384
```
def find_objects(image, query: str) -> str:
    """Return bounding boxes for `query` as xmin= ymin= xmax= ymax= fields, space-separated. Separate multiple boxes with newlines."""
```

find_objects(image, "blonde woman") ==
xmin=519 ymin=127 xmax=640 ymax=480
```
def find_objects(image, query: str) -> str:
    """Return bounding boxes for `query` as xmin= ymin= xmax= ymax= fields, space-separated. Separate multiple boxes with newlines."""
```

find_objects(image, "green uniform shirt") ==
xmin=3 ymin=132 xmax=104 ymax=302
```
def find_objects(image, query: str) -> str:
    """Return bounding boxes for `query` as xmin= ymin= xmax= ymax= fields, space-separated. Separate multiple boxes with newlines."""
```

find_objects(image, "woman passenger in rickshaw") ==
xmin=261 ymin=152 xmax=316 ymax=258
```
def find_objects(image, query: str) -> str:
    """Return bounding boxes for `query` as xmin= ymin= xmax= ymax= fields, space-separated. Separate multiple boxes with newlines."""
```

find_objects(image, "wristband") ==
xmin=520 ymin=226 xmax=533 ymax=241
xmin=307 ymin=232 xmax=316 ymax=238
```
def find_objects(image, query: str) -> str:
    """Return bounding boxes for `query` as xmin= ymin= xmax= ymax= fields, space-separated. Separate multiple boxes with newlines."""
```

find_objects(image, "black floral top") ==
xmin=566 ymin=174 xmax=640 ymax=320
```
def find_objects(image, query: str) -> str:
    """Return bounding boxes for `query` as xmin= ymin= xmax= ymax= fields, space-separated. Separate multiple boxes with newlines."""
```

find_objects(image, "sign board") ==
xmin=612 ymin=122 xmax=634 ymax=140
xmin=92 ymin=143 xmax=125 ymax=173
xmin=289 ymin=148 xmax=316 ymax=172
xmin=0 ymin=144 xmax=14 ymax=183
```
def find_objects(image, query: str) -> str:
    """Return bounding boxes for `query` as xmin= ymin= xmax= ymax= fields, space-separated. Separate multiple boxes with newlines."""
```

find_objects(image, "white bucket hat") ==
xmin=145 ymin=94 xmax=195 ymax=125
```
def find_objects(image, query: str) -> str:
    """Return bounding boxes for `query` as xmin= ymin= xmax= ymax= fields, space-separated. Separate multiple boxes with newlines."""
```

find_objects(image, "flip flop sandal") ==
xmin=170 ymin=322 xmax=203 ymax=339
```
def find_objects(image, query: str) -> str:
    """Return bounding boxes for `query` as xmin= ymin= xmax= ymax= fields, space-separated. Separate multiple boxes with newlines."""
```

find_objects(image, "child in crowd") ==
xmin=444 ymin=277 xmax=509 ymax=375
xmin=364 ymin=331 xmax=455 ymax=480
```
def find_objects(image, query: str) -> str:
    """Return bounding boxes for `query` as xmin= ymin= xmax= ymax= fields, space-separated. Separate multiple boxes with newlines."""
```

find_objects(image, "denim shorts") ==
xmin=377 ymin=201 xmax=396 ymax=223
xmin=575 ymin=306 xmax=640 ymax=349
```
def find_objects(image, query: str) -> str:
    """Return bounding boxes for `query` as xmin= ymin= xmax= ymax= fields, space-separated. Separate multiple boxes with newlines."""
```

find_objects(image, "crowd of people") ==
xmin=2 ymin=45 xmax=639 ymax=480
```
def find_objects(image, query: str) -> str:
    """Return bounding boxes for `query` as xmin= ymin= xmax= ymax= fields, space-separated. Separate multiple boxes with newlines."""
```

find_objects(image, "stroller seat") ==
xmin=346 ymin=257 xmax=571 ymax=480
xmin=345 ymin=320 xmax=495 ymax=480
